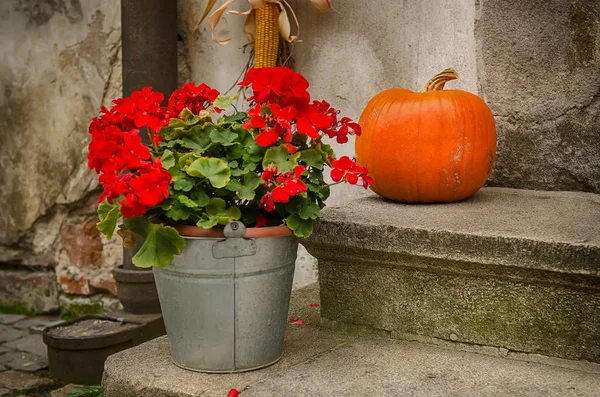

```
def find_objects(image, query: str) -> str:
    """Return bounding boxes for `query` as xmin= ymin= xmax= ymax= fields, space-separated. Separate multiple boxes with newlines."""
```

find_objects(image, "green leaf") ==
xmin=177 ymin=108 xmax=210 ymax=125
xmin=210 ymin=128 xmax=238 ymax=146
xmin=196 ymin=198 xmax=242 ymax=229
xmin=205 ymin=197 xmax=227 ymax=214
xmin=167 ymin=119 xmax=190 ymax=129
xmin=96 ymin=200 xmax=120 ymax=239
xmin=131 ymin=223 xmax=186 ymax=268
xmin=231 ymin=161 xmax=257 ymax=176
xmin=226 ymin=206 xmax=242 ymax=220
xmin=307 ymin=168 xmax=324 ymax=184
xmin=317 ymin=143 xmax=335 ymax=163
xmin=286 ymin=215 xmax=314 ymax=238
xmin=161 ymin=149 xmax=175 ymax=170
xmin=226 ymin=143 xmax=245 ymax=160
xmin=177 ymin=195 xmax=198 ymax=208
xmin=122 ymin=216 xmax=148 ymax=237
xmin=67 ymin=385 xmax=104 ymax=397
xmin=173 ymin=178 xmax=194 ymax=192
xmin=205 ymin=198 xmax=241 ymax=220
xmin=307 ymin=183 xmax=331 ymax=201
xmin=197 ymin=217 xmax=218 ymax=229
xmin=166 ymin=204 xmax=191 ymax=221
xmin=192 ymin=190 xmax=210 ymax=207
xmin=244 ymin=140 xmax=266 ymax=163
xmin=178 ymin=153 xmax=198 ymax=170
xmin=223 ymin=112 xmax=247 ymax=124
xmin=226 ymin=172 xmax=263 ymax=200
xmin=178 ymin=108 xmax=196 ymax=121
xmin=298 ymin=149 xmax=324 ymax=170
xmin=187 ymin=157 xmax=231 ymax=188
xmin=160 ymin=139 xmax=183 ymax=148
xmin=182 ymin=126 xmax=213 ymax=153
xmin=263 ymin=145 xmax=296 ymax=172
xmin=213 ymin=94 xmax=238 ymax=110
xmin=169 ymin=165 xmax=186 ymax=182
xmin=297 ymin=199 xmax=320 ymax=220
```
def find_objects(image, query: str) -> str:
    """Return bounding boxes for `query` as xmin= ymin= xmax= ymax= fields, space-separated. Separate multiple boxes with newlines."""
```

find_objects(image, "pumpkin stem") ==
xmin=422 ymin=68 xmax=459 ymax=92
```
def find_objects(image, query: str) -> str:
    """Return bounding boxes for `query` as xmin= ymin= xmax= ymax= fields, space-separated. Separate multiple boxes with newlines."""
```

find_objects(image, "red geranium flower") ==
xmin=330 ymin=156 xmax=373 ymax=189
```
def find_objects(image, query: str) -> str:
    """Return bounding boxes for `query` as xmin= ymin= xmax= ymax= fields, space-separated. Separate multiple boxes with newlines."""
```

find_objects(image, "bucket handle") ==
xmin=212 ymin=221 xmax=258 ymax=259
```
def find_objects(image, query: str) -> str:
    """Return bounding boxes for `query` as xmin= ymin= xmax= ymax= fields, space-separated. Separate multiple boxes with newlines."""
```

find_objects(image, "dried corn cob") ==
xmin=254 ymin=4 xmax=280 ymax=68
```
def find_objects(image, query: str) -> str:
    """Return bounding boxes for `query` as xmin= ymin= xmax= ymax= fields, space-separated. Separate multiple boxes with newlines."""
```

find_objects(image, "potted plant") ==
xmin=88 ymin=66 xmax=372 ymax=372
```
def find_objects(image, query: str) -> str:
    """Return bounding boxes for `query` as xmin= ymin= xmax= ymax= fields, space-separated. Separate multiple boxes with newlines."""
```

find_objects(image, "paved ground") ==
xmin=103 ymin=283 xmax=600 ymax=397
xmin=0 ymin=314 xmax=64 ymax=396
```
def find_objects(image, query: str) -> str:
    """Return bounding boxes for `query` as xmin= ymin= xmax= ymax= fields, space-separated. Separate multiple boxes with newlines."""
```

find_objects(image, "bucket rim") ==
xmin=174 ymin=224 xmax=292 ymax=238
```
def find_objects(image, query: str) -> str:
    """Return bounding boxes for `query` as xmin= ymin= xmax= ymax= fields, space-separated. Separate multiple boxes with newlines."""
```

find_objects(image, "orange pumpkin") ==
xmin=356 ymin=68 xmax=496 ymax=203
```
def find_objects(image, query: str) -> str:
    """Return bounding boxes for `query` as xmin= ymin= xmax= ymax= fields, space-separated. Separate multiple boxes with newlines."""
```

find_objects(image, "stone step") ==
xmin=102 ymin=284 xmax=600 ymax=396
xmin=304 ymin=187 xmax=600 ymax=363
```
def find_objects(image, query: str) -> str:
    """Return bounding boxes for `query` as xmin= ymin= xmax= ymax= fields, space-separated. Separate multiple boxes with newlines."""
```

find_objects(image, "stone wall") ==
xmin=476 ymin=0 xmax=600 ymax=192
xmin=1 ymin=0 xmax=598 ymax=313
xmin=291 ymin=0 xmax=599 ymax=193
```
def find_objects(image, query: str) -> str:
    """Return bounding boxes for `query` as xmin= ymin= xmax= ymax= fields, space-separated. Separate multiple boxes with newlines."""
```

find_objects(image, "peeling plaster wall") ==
xmin=0 ymin=0 xmax=123 ymax=312
xmin=0 ymin=0 xmax=121 ymax=245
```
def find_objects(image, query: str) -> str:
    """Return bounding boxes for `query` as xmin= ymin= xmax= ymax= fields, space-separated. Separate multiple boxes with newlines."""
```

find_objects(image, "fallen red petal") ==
xmin=289 ymin=317 xmax=306 ymax=325
xmin=228 ymin=388 xmax=240 ymax=397
xmin=309 ymin=303 xmax=320 ymax=307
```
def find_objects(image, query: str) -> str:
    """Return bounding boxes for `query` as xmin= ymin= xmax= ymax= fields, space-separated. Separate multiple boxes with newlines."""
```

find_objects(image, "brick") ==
xmin=61 ymin=219 xmax=103 ymax=269
xmin=90 ymin=275 xmax=117 ymax=296
xmin=0 ymin=270 xmax=59 ymax=314
xmin=59 ymin=275 xmax=94 ymax=295
xmin=0 ymin=370 xmax=53 ymax=390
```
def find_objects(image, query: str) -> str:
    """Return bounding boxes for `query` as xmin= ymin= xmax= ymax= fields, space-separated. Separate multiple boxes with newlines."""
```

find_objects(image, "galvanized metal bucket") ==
xmin=153 ymin=221 xmax=298 ymax=373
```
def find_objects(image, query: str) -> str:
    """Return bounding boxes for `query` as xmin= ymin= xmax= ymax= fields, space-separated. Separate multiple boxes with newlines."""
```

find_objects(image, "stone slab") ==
xmin=304 ymin=189 xmax=600 ymax=362
xmin=244 ymin=338 xmax=600 ymax=397
xmin=307 ymin=188 xmax=600 ymax=275
xmin=0 ymin=315 xmax=26 ymax=325
xmin=0 ymin=325 xmax=25 ymax=344
xmin=13 ymin=316 xmax=62 ymax=333
xmin=103 ymin=327 xmax=347 ymax=397
xmin=0 ymin=370 xmax=54 ymax=390
xmin=4 ymin=334 xmax=46 ymax=358
xmin=103 ymin=321 xmax=600 ymax=397
xmin=50 ymin=384 xmax=81 ymax=397
xmin=0 ymin=351 xmax=47 ymax=372
xmin=0 ymin=347 xmax=12 ymax=355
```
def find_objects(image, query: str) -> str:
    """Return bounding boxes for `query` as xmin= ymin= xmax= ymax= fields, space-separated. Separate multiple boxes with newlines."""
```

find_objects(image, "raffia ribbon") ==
xmin=194 ymin=0 xmax=331 ymax=45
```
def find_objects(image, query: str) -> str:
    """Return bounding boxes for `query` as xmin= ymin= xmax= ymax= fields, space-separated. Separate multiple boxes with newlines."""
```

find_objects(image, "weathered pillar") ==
xmin=121 ymin=0 xmax=178 ymax=100
xmin=120 ymin=0 xmax=177 ymax=269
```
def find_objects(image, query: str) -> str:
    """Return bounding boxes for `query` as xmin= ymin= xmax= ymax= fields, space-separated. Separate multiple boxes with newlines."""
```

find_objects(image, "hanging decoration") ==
xmin=195 ymin=0 xmax=331 ymax=68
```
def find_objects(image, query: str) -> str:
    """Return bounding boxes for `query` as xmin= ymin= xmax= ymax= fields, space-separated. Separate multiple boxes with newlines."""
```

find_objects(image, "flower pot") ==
xmin=153 ymin=221 xmax=297 ymax=373
xmin=113 ymin=265 xmax=162 ymax=314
